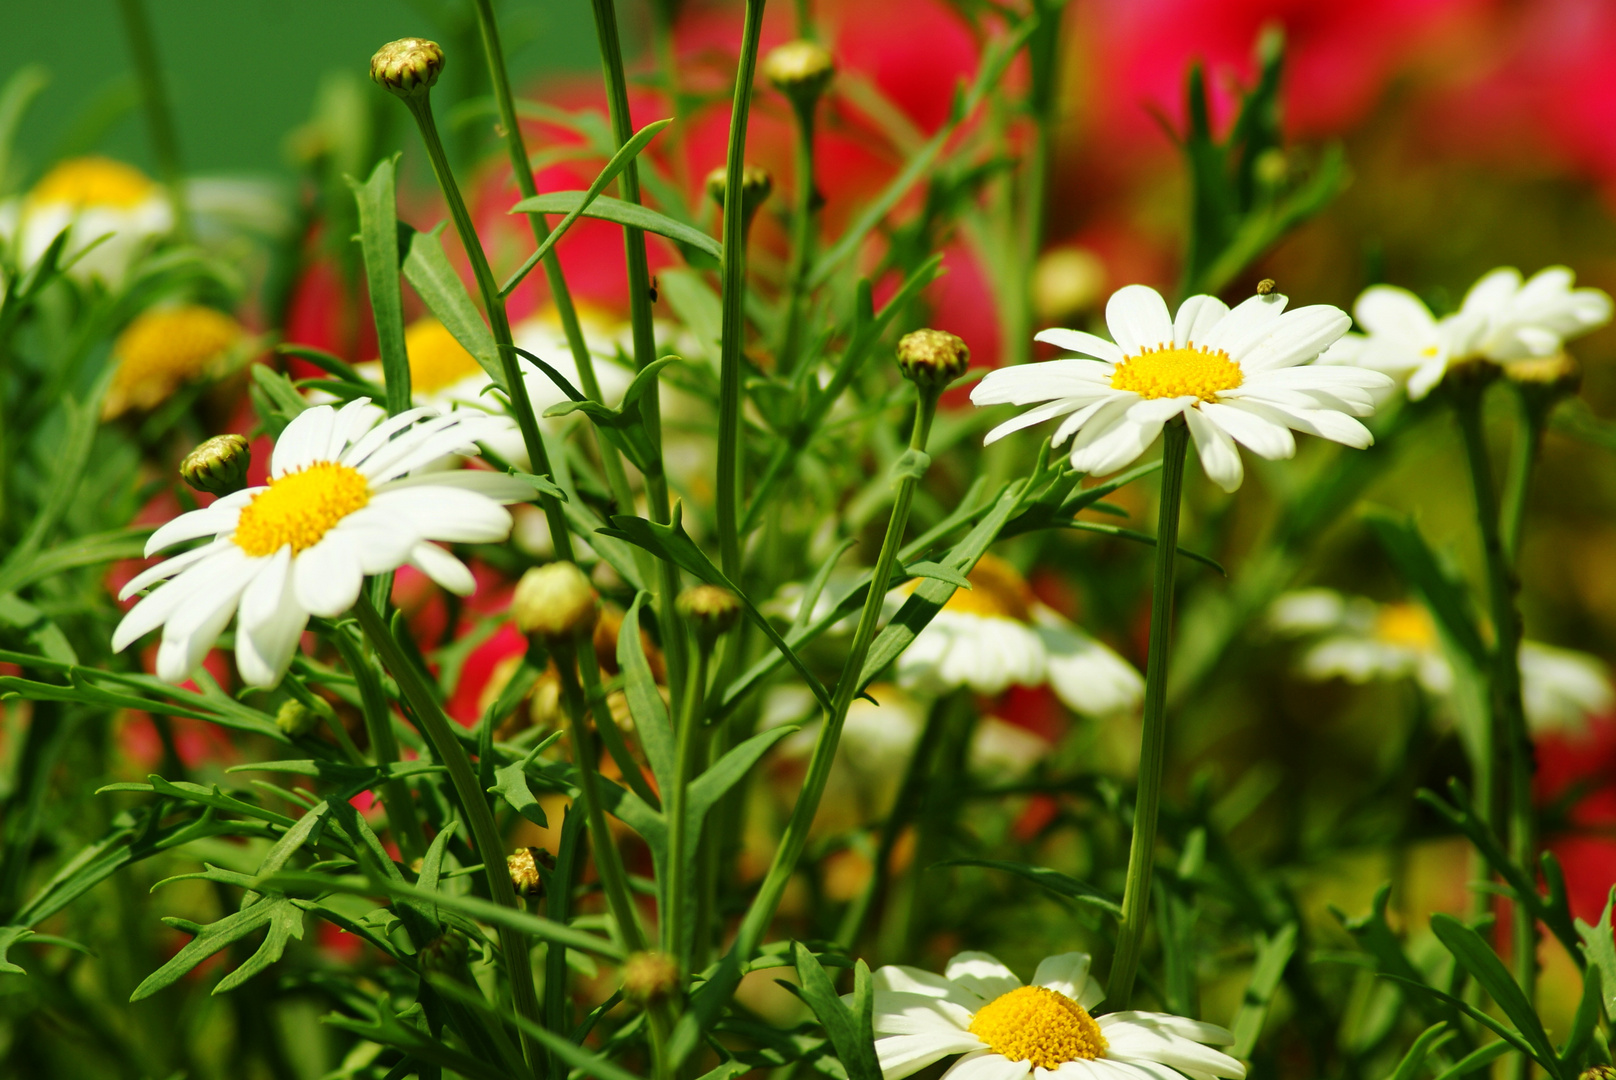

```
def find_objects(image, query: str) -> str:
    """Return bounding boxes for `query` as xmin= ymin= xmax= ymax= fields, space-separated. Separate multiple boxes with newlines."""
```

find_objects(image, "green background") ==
xmin=8 ymin=0 xmax=605 ymax=179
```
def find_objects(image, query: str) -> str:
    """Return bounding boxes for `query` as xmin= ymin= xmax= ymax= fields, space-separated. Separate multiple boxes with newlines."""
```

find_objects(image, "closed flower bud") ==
xmin=621 ymin=950 xmax=681 ymax=1004
xmin=705 ymin=165 xmax=773 ymax=229
xmin=678 ymin=584 xmax=742 ymax=648
xmin=370 ymin=38 xmax=444 ymax=100
xmin=418 ymin=929 xmax=470 ymax=976
xmin=180 ymin=434 xmax=252 ymax=497
xmin=896 ymin=329 xmax=970 ymax=391
xmin=762 ymin=40 xmax=835 ymax=111
xmin=513 ymin=562 xmax=599 ymax=642
xmin=274 ymin=699 xmax=318 ymax=738
xmin=507 ymin=847 xmax=552 ymax=898
xmin=1579 ymin=1068 xmax=1616 ymax=1080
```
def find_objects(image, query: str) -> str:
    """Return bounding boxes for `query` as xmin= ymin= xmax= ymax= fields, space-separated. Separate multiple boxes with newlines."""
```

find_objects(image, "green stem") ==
xmin=777 ymin=98 xmax=818 ymax=375
xmin=1500 ymin=386 xmax=1547 ymax=567
xmin=353 ymin=596 xmax=543 ymax=1079
xmin=330 ymin=629 xmax=427 ymax=863
xmin=548 ymin=633 xmax=650 ymax=956
xmin=665 ymin=639 xmax=712 ymax=966
xmin=588 ymin=0 xmax=689 ymax=710
xmin=1108 ymin=418 xmax=1189 ymax=1009
xmin=1451 ymin=384 xmax=1536 ymax=1020
xmin=733 ymin=384 xmax=941 ymax=960
xmin=716 ymin=0 xmax=768 ymax=584
xmin=114 ymin=0 xmax=189 ymax=240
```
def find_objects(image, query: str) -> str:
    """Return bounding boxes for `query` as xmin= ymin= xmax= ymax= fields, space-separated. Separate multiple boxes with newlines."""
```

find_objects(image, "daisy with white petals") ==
xmin=854 ymin=949 xmax=1245 ymax=1080
xmin=113 ymin=398 xmax=531 ymax=689
xmin=1322 ymin=266 xmax=1612 ymax=400
xmin=973 ymin=285 xmax=1390 ymax=492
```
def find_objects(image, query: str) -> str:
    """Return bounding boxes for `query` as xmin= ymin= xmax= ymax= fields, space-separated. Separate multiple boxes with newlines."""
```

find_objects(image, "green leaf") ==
xmin=1429 ymin=913 xmax=1563 ymax=1076
xmin=0 ymin=393 xmax=101 ymax=597
xmin=686 ymin=726 xmax=798 ymax=834
xmin=349 ymin=156 xmax=411 ymax=414
xmin=1576 ymin=887 xmax=1616 ymax=1021
xmin=249 ymin=364 xmax=310 ymax=433
xmin=490 ymin=753 xmax=550 ymax=829
xmin=0 ymin=66 xmax=49 ymax=198
xmin=1230 ymin=922 xmax=1297 ymax=1057
xmin=936 ymin=858 xmax=1121 ymax=917
xmin=402 ymin=223 xmax=502 ymax=388
xmin=792 ymin=942 xmax=881 ymax=1080
xmin=1389 ymin=1023 xmax=1455 ymax=1080
xmin=511 ymin=191 xmax=722 ymax=263
xmin=1382 ymin=974 xmax=1538 ymax=1066
xmin=1432 ymin=1042 xmax=1511 ymax=1080
xmin=1335 ymin=884 xmax=1462 ymax=1033
xmin=0 ymin=926 xmax=33 ymax=975
xmin=430 ymin=976 xmax=648 ymax=1080
xmin=600 ymin=505 xmax=835 ymax=713
xmin=619 ymin=593 xmax=675 ymax=792
xmin=131 ymin=895 xmax=305 ymax=1000
xmin=1363 ymin=508 xmax=1488 ymax=667
xmin=900 ymin=561 xmax=973 ymax=590
xmin=502 ymin=118 xmax=673 ymax=295
xmin=1559 ymin=963 xmax=1601 ymax=1072
xmin=508 ymin=468 xmax=566 ymax=501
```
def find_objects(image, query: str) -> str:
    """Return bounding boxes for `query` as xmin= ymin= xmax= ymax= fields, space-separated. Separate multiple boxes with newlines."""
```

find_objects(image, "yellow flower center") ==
xmin=1374 ymin=602 xmax=1436 ymax=650
xmin=106 ymin=306 xmax=243 ymax=417
xmin=1110 ymin=343 xmax=1242 ymax=401
xmin=29 ymin=157 xmax=157 ymax=209
xmin=967 ymin=986 xmax=1108 ymax=1068
xmin=404 ymin=318 xmax=483 ymax=394
xmin=233 ymin=463 xmax=370 ymax=557
xmin=942 ymin=553 xmax=1035 ymax=622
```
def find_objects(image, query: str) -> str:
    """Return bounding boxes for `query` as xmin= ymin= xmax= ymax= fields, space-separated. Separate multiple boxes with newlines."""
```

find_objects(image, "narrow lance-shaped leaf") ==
xmin=349 ymin=156 xmax=411 ymax=414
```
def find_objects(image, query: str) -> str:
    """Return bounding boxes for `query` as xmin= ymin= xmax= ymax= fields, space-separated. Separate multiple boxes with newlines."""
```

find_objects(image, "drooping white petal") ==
xmin=1099 ymin=1016 xmax=1245 ymax=1080
xmin=1184 ymin=406 xmax=1244 ymax=493
xmin=146 ymin=502 xmax=247 ymax=555
xmin=1034 ymin=328 xmax=1125 ymax=365
xmin=340 ymin=406 xmax=437 ymax=469
xmin=120 ymin=538 xmax=234 ymax=599
xmin=984 ymin=399 xmax=1087 ymax=446
xmin=1051 ymin=396 xmax=1132 ymax=449
xmin=409 ymin=541 xmax=476 ymax=596
xmin=325 ymin=397 xmax=386 ymax=460
xmin=1105 ymin=286 xmax=1175 ymax=358
xmin=236 ymin=547 xmax=308 ymax=688
xmin=366 ymin=487 xmax=514 ymax=544
xmin=380 ymin=467 xmax=534 ymax=503
xmin=972 ymin=361 xmax=1115 ymax=407
xmin=1197 ymin=402 xmax=1295 ymax=460
xmin=1033 ymin=614 xmax=1143 ymax=718
xmin=944 ymin=952 xmax=1022 ymax=1001
xmin=154 ymin=550 xmax=256 ymax=683
xmin=294 ymin=531 xmax=366 ymax=617
xmin=875 ymin=1033 xmax=988 ymax=1080
xmin=1070 ymin=415 xmax=1167 ymax=478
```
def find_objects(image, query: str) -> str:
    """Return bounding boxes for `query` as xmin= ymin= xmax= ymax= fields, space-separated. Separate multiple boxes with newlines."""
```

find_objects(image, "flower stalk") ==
xmin=1108 ymin=416 xmax=1190 ymax=1009
xmin=114 ymin=0 xmax=190 ymax=240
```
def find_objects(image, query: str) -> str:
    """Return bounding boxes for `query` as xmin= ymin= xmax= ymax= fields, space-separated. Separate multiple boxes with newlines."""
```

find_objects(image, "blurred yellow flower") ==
xmin=104 ymin=305 xmax=244 ymax=418
xmin=3 ymin=157 xmax=173 ymax=285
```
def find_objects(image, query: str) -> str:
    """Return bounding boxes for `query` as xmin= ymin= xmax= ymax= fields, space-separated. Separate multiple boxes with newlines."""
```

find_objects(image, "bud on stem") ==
xmin=370 ymin=38 xmax=444 ymax=100
xmin=180 ymin=434 xmax=251 ymax=496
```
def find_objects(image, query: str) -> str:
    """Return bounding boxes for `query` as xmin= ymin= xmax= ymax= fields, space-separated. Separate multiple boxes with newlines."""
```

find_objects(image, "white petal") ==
xmin=943 ymin=1051 xmax=1032 ymax=1080
xmin=1235 ymin=305 xmax=1351 ymax=373
xmin=366 ymin=487 xmax=513 ymax=544
xmin=1051 ymin=395 xmax=1132 ymax=449
xmin=984 ymin=399 xmax=1086 ymax=446
xmin=1200 ymin=293 xmax=1287 ymax=355
xmin=1405 ymin=358 xmax=1448 ymax=401
xmin=294 ymin=532 xmax=365 ymax=617
xmin=1198 ymin=402 xmax=1295 ymax=459
xmin=1034 ymin=328 xmax=1124 ymax=365
xmin=861 ymin=991 xmax=976 ymax=1035
xmin=1070 ymin=416 xmax=1163 ymax=478
xmin=1031 ymin=952 xmax=1097 ymax=1002
xmin=1172 ymin=295 xmax=1229 ymax=348
xmin=1459 ymin=266 xmax=1522 ymax=320
xmin=325 ymin=397 xmax=385 ymax=459
xmin=875 ymin=1033 xmax=987 ymax=1080
xmin=236 ymin=548 xmax=308 ymax=689
xmin=944 ymin=952 xmax=1022 ymax=1001
xmin=272 ymin=404 xmax=338 ymax=476
xmin=1105 ymin=286 xmax=1175 ymax=357
xmin=146 ymin=504 xmax=245 ymax=555
xmin=410 ymin=542 xmax=475 ymax=596
xmin=120 ymin=538 xmax=234 ymax=600
xmin=1353 ymin=286 xmax=1436 ymax=343
xmin=340 ymin=406 xmax=437 ymax=468
xmin=1033 ymin=616 xmax=1143 ymax=717
xmin=972 ymin=362 xmax=1114 ymax=407
xmin=873 ymin=965 xmax=987 ymax=1008
xmin=1184 ymin=407 xmax=1243 ymax=493
xmin=380 ymin=468 xmax=534 ymax=503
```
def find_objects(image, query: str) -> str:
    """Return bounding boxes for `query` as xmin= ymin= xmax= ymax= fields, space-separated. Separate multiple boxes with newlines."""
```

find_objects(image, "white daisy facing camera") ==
xmin=854 ymin=949 xmax=1245 ymax=1080
xmin=972 ymin=284 xmax=1391 ymax=492
xmin=113 ymin=398 xmax=532 ymax=689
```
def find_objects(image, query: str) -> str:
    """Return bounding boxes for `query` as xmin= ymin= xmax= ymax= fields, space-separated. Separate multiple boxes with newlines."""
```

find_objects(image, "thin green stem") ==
xmin=548 ymin=633 xmax=650 ymax=956
xmin=353 ymin=596 xmax=543 ymax=1079
xmin=777 ymin=99 xmax=818 ymax=375
xmin=1108 ymin=418 xmax=1189 ymax=1009
xmin=1451 ymin=383 xmax=1536 ymax=1023
xmin=664 ymin=639 xmax=712 ymax=967
xmin=114 ymin=0 xmax=189 ymax=240
xmin=1500 ymin=386 xmax=1548 ymax=566
xmin=716 ymin=0 xmax=767 ymax=582
xmin=588 ymin=0 xmax=689 ymax=710
xmin=734 ymin=385 xmax=941 ymax=960
xmin=330 ymin=629 xmax=427 ymax=863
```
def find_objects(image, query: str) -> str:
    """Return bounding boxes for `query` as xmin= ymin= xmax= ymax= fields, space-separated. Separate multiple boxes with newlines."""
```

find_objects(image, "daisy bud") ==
xmin=274 ymin=699 xmax=318 ymax=738
xmin=762 ymin=40 xmax=835 ymax=112
xmin=896 ymin=329 xmax=970 ymax=392
xmin=1579 ymin=1068 xmax=1616 ymax=1080
xmin=677 ymin=585 xmax=742 ymax=649
xmin=370 ymin=38 xmax=444 ymax=101
xmin=507 ymin=846 xmax=553 ymax=898
xmin=180 ymin=434 xmax=252 ymax=497
xmin=418 ymin=929 xmax=470 ymax=976
xmin=705 ymin=165 xmax=773 ymax=229
xmin=621 ymin=950 xmax=681 ymax=1004
xmin=513 ymin=562 xmax=599 ymax=643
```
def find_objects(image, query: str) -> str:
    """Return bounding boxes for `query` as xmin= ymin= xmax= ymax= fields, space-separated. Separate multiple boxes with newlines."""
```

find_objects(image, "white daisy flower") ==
xmin=1320 ymin=267 xmax=1612 ymax=400
xmin=972 ymin=284 xmax=1388 ymax=492
xmin=0 ymin=157 xmax=173 ymax=286
xmin=887 ymin=555 xmax=1143 ymax=718
xmin=112 ymin=398 xmax=531 ymax=689
xmin=1270 ymin=589 xmax=1613 ymax=735
xmin=852 ymin=949 xmax=1245 ymax=1080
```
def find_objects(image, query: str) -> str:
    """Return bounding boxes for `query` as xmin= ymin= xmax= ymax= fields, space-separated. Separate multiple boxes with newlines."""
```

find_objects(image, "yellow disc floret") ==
xmin=29 ymin=157 xmax=157 ymax=209
xmin=233 ymin=463 xmax=371 ymax=557
xmin=1111 ymin=343 xmax=1243 ymax=402
xmin=106 ymin=305 xmax=244 ymax=417
xmin=968 ymin=986 xmax=1108 ymax=1068
xmin=404 ymin=317 xmax=483 ymax=395
xmin=942 ymin=553 xmax=1035 ymax=622
xmin=1374 ymin=602 xmax=1437 ymax=650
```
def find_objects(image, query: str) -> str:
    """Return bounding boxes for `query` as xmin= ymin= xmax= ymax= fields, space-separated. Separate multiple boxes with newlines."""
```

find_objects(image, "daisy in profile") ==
xmin=972 ymin=284 xmax=1389 ymax=492
xmin=1321 ymin=266 xmax=1612 ymax=400
xmin=0 ymin=157 xmax=173 ymax=285
xmin=853 ymin=949 xmax=1245 ymax=1080
xmin=113 ymin=398 xmax=531 ymax=688
xmin=1270 ymin=588 xmax=1613 ymax=734
xmin=888 ymin=554 xmax=1143 ymax=718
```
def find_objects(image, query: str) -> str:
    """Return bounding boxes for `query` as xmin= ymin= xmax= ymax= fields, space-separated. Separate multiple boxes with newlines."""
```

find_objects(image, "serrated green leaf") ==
xmin=1576 ymin=887 xmax=1616 ymax=1021
xmin=490 ymin=755 xmax=549 ymax=829
xmin=792 ymin=942 xmax=881 ymax=1080
xmin=131 ymin=896 xmax=305 ymax=1000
